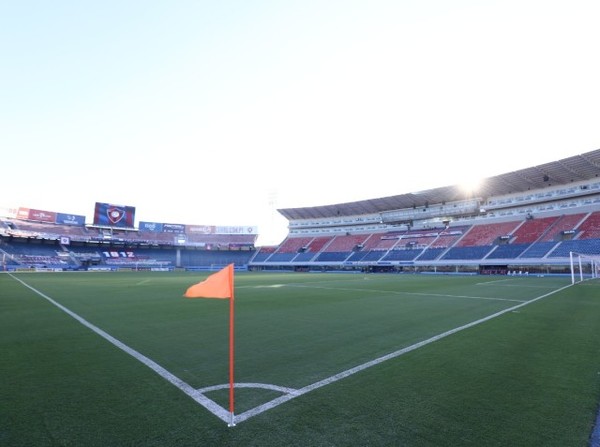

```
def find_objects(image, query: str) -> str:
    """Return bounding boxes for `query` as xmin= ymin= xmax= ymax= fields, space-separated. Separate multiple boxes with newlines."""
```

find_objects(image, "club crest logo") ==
xmin=107 ymin=207 xmax=125 ymax=224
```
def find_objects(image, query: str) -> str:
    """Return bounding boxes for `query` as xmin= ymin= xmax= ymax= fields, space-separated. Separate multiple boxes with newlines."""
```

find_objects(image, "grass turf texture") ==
xmin=1 ymin=271 xmax=599 ymax=446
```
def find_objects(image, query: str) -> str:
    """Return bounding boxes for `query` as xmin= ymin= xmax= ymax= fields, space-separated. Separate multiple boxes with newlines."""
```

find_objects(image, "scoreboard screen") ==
xmin=93 ymin=202 xmax=136 ymax=228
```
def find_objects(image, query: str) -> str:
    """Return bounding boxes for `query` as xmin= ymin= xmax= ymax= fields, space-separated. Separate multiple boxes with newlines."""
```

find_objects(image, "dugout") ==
xmin=479 ymin=264 xmax=509 ymax=275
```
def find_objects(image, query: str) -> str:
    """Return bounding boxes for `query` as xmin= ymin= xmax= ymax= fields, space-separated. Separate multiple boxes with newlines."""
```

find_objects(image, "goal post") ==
xmin=570 ymin=251 xmax=600 ymax=284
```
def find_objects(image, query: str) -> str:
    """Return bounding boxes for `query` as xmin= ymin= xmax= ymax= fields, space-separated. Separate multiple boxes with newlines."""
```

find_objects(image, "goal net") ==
xmin=570 ymin=251 xmax=600 ymax=284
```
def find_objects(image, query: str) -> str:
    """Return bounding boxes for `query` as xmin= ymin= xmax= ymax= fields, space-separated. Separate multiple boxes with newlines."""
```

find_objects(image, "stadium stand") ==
xmin=3 ymin=149 xmax=600 ymax=273
xmin=486 ymin=243 xmax=531 ymax=260
xmin=276 ymin=236 xmax=315 ymax=253
xmin=577 ymin=211 xmax=600 ymax=239
xmin=251 ymin=246 xmax=277 ymax=262
xmin=518 ymin=241 xmax=558 ymax=259
xmin=382 ymin=248 xmax=423 ymax=262
xmin=0 ymin=240 xmax=73 ymax=269
xmin=538 ymin=213 xmax=587 ymax=241
xmin=509 ymin=216 xmax=559 ymax=244
xmin=455 ymin=221 xmax=520 ymax=247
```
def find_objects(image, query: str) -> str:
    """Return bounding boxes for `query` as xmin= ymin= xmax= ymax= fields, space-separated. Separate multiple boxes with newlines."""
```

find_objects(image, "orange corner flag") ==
xmin=183 ymin=263 xmax=237 ymax=426
xmin=184 ymin=264 xmax=234 ymax=299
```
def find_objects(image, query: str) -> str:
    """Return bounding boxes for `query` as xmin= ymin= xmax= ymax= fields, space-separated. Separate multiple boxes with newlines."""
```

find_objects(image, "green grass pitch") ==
xmin=1 ymin=271 xmax=599 ymax=446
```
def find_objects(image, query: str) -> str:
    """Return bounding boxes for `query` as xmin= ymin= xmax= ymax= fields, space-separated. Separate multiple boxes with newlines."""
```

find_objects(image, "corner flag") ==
xmin=183 ymin=264 xmax=236 ymax=427
xmin=184 ymin=263 xmax=233 ymax=299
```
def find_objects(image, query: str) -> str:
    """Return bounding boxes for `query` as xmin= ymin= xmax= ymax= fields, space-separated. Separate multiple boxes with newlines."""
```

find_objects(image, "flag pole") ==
xmin=182 ymin=263 xmax=236 ymax=427
xmin=228 ymin=264 xmax=236 ymax=427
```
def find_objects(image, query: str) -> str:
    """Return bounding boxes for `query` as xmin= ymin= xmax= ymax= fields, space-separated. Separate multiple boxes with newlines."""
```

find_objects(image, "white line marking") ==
xmin=289 ymin=284 xmax=525 ymax=303
xmin=9 ymin=273 xmax=574 ymax=426
xmin=8 ymin=274 xmax=231 ymax=424
xmin=234 ymin=281 xmax=574 ymax=423
xmin=475 ymin=278 xmax=514 ymax=285
xmin=476 ymin=280 xmax=559 ymax=289
xmin=198 ymin=383 xmax=297 ymax=394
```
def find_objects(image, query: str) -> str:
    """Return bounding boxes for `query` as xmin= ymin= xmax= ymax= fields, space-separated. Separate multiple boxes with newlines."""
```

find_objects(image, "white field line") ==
xmin=234 ymin=281 xmax=574 ymax=424
xmin=475 ymin=278 xmax=515 ymax=285
xmin=476 ymin=279 xmax=562 ymax=289
xmin=9 ymin=273 xmax=574 ymax=426
xmin=198 ymin=383 xmax=297 ymax=394
xmin=8 ymin=274 xmax=231 ymax=424
xmin=287 ymin=284 xmax=525 ymax=303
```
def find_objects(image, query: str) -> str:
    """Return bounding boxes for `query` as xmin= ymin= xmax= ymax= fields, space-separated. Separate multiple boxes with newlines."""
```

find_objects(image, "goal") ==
xmin=569 ymin=251 xmax=600 ymax=284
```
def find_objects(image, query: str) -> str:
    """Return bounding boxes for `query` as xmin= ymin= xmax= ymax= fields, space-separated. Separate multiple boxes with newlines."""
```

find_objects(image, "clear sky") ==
xmin=2 ymin=0 xmax=599 ymax=246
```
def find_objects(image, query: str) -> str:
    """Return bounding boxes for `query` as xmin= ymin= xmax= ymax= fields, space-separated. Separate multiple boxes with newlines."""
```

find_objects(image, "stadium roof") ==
xmin=277 ymin=148 xmax=600 ymax=221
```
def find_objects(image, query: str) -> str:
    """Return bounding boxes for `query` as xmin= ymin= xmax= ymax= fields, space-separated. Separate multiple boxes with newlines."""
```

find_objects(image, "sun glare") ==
xmin=460 ymin=176 xmax=483 ymax=195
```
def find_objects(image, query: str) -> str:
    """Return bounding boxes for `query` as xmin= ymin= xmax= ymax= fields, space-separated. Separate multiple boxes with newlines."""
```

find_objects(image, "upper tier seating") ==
xmin=306 ymin=236 xmax=335 ymax=253
xmin=274 ymin=237 xmax=314 ymax=253
xmin=510 ymin=216 xmax=559 ymax=244
xmin=539 ymin=213 xmax=587 ymax=241
xmin=322 ymin=234 xmax=370 ymax=252
xmin=456 ymin=221 xmax=520 ymax=247
xmin=576 ymin=211 xmax=600 ymax=239
xmin=361 ymin=232 xmax=403 ymax=251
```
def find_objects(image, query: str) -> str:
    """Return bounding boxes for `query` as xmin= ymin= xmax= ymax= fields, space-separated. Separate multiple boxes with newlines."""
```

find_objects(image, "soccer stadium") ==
xmin=2 ymin=150 xmax=600 ymax=446
xmin=3 ymin=150 xmax=600 ymax=275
